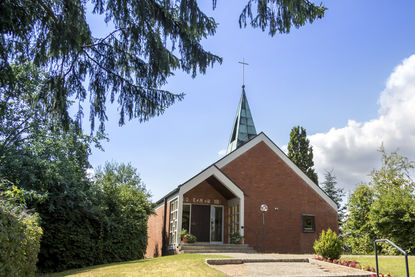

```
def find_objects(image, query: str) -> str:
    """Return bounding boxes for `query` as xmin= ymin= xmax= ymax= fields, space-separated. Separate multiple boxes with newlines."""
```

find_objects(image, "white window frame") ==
xmin=169 ymin=198 xmax=179 ymax=245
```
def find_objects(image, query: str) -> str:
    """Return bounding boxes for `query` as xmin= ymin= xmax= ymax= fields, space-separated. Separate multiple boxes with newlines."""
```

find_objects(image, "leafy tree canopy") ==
xmin=343 ymin=147 xmax=415 ymax=254
xmin=1 ymin=0 xmax=326 ymax=132
xmin=368 ymin=147 xmax=415 ymax=254
xmin=287 ymin=125 xmax=318 ymax=184
xmin=343 ymin=183 xmax=375 ymax=254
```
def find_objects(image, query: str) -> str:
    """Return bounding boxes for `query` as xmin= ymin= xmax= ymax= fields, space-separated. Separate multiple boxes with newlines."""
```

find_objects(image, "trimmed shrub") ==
xmin=230 ymin=232 xmax=244 ymax=244
xmin=313 ymin=228 xmax=343 ymax=260
xmin=184 ymin=233 xmax=197 ymax=243
xmin=0 ymin=199 xmax=42 ymax=276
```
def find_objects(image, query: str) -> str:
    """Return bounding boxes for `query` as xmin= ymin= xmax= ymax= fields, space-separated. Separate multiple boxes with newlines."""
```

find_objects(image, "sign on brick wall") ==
xmin=184 ymin=197 xmax=221 ymax=205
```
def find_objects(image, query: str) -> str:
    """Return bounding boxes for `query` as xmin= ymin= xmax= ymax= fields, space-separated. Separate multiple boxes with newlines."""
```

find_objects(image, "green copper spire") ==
xmin=226 ymin=85 xmax=257 ymax=154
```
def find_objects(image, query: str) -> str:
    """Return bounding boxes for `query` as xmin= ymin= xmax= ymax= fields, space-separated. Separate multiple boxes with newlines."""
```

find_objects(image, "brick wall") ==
xmin=145 ymin=203 xmax=170 ymax=258
xmin=221 ymin=141 xmax=338 ymax=253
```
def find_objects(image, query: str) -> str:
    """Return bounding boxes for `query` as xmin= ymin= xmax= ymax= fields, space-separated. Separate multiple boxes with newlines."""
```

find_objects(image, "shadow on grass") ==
xmin=40 ymin=258 xmax=153 ymax=276
xmin=40 ymin=254 xmax=230 ymax=277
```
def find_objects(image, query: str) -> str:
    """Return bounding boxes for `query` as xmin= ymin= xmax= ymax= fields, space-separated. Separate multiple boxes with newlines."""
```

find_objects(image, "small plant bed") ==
xmin=314 ymin=255 xmax=415 ymax=277
xmin=342 ymin=256 xmax=415 ymax=277
xmin=41 ymin=254 xmax=230 ymax=277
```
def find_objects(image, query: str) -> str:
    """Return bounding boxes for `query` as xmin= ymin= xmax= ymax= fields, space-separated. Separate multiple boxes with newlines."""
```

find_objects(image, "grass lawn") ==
xmin=342 ymin=255 xmax=415 ymax=277
xmin=40 ymin=254 xmax=229 ymax=277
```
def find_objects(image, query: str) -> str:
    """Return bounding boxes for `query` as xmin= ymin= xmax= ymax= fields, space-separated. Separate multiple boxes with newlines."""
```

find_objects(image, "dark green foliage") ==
xmin=287 ymin=126 xmax=318 ymax=184
xmin=0 ymin=181 xmax=43 ymax=277
xmin=313 ymin=228 xmax=343 ymax=260
xmin=1 ymin=0 xmax=222 ymax=132
xmin=321 ymin=170 xmax=345 ymax=226
xmin=184 ymin=233 xmax=197 ymax=243
xmin=93 ymin=162 xmax=153 ymax=262
xmin=239 ymin=0 xmax=326 ymax=36
xmin=230 ymin=232 xmax=244 ymax=244
xmin=1 ymin=0 xmax=326 ymax=132
xmin=0 ymin=64 xmax=153 ymax=272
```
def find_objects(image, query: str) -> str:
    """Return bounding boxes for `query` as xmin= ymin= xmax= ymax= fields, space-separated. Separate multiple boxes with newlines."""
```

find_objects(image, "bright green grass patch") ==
xmin=40 ymin=254 xmax=229 ymax=277
xmin=342 ymin=255 xmax=415 ymax=277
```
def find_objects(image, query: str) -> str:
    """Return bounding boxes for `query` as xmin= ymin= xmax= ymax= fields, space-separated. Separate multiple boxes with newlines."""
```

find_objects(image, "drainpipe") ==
xmin=161 ymin=197 xmax=168 ymax=256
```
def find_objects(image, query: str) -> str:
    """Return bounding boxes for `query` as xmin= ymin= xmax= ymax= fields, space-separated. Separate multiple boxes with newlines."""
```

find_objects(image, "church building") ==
xmin=145 ymin=85 xmax=338 ymax=257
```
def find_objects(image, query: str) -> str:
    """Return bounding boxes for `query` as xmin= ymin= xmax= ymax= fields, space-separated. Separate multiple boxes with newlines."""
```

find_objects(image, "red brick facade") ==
xmin=145 ymin=135 xmax=338 ymax=257
xmin=221 ymin=141 xmax=338 ymax=253
xmin=145 ymin=203 xmax=169 ymax=258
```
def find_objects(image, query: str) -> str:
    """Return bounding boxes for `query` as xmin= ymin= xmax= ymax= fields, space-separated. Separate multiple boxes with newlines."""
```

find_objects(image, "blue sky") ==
xmin=85 ymin=0 xmax=415 ymax=201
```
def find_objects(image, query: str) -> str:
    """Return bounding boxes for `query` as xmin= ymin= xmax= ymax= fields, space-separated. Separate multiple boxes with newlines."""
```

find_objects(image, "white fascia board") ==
xmin=178 ymin=166 xmax=244 ymax=201
xmin=154 ymin=192 xmax=179 ymax=210
xmin=215 ymin=132 xmax=338 ymax=211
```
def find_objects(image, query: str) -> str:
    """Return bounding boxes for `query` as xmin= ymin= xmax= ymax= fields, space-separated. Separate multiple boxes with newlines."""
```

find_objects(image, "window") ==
xmin=169 ymin=199 xmax=178 ymax=244
xmin=302 ymin=214 xmax=315 ymax=232
xmin=227 ymin=204 xmax=240 ymax=240
xmin=181 ymin=204 xmax=190 ymax=232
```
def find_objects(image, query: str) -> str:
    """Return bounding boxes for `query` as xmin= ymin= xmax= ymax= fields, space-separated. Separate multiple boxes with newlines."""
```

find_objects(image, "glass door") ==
xmin=210 ymin=206 xmax=223 ymax=243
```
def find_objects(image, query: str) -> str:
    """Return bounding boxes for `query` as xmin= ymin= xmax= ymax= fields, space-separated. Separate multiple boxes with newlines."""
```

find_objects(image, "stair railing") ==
xmin=374 ymin=239 xmax=409 ymax=277
xmin=241 ymin=225 xmax=258 ymax=252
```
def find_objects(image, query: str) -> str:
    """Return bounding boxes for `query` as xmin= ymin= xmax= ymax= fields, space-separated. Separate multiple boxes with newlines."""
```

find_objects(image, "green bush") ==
xmin=184 ymin=233 xmax=197 ymax=243
xmin=0 ymin=196 xmax=42 ymax=276
xmin=313 ymin=228 xmax=343 ymax=260
xmin=230 ymin=232 xmax=243 ymax=244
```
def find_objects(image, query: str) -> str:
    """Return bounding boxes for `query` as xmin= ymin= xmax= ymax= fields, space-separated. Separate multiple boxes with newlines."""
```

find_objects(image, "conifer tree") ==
xmin=1 ymin=0 xmax=326 ymax=132
xmin=287 ymin=126 xmax=318 ymax=184
xmin=321 ymin=170 xmax=345 ymax=225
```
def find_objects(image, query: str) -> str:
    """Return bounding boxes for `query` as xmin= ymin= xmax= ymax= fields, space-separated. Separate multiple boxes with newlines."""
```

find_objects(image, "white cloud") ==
xmin=310 ymin=54 xmax=415 ymax=193
xmin=218 ymin=149 xmax=227 ymax=156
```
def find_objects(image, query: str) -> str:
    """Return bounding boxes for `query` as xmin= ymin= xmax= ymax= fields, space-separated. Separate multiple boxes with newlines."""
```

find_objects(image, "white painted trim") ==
xmin=179 ymin=166 xmax=244 ymax=202
xmin=240 ymin=197 xmax=244 ymax=237
xmin=215 ymin=132 xmax=338 ymax=211
xmin=178 ymin=165 xmax=245 ymax=242
xmin=210 ymin=205 xmax=224 ymax=244
xmin=168 ymin=197 xmax=179 ymax=246
xmin=182 ymin=203 xmax=191 ymax=234
xmin=154 ymin=192 xmax=179 ymax=210
xmin=177 ymin=194 xmax=183 ymax=246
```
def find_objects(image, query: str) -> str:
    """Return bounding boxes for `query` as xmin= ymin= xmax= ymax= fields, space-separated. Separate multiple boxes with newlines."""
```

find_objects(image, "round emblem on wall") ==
xmin=260 ymin=204 xmax=268 ymax=212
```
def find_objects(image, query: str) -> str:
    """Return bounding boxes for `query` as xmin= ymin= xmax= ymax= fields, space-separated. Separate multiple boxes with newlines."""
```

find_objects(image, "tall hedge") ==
xmin=0 ymin=199 xmax=42 ymax=277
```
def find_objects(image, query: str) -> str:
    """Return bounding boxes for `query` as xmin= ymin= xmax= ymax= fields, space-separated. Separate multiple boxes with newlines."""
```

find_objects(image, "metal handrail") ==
xmin=374 ymin=239 xmax=410 ymax=277
xmin=241 ymin=225 xmax=258 ymax=252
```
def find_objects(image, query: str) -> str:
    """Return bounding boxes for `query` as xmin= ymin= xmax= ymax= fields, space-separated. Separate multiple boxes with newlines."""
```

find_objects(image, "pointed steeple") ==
xmin=226 ymin=85 xmax=257 ymax=154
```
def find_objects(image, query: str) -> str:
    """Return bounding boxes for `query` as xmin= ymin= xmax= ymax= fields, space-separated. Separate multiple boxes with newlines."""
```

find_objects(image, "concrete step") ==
xmin=180 ymin=243 xmax=256 ymax=254
xmin=181 ymin=244 xmax=252 ymax=249
xmin=180 ymin=249 xmax=256 ymax=254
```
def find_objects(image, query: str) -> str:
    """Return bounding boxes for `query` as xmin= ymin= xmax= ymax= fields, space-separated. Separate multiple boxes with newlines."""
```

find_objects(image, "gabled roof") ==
xmin=226 ymin=86 xmax=257 ymax=154
xmin=156 ymin=132 xmax=337 ymax=212
xmin=216 ymin=132 xmax=338 ymax=211
xmin=179 ymin=165 xmax=244 ymax=200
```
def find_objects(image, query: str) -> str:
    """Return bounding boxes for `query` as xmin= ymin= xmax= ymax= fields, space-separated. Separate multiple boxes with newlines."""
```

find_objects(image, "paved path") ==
xmin=205 ymin=253 xmax=372 ymax=277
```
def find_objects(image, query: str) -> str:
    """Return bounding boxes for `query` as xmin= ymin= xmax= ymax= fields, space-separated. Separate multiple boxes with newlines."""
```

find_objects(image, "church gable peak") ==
xmin=226 ymin=86 xmax=257 ymax=154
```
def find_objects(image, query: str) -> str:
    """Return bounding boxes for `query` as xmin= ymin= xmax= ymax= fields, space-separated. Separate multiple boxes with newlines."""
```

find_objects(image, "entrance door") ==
xmin=190 ymin=205 xmax=210 ymax=242
xmin=210 ymin=206 xmax=223 ymax=243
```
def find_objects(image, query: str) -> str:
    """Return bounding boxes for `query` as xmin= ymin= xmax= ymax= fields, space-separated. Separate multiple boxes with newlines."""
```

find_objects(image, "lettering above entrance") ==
xmin=184 ymin=197 xmax=221 ymax=205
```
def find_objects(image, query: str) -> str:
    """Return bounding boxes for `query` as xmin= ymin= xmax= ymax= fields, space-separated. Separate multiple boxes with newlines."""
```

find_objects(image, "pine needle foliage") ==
xmin=321 ymin=170 xmax=346 ymax=225
xmin=1 ymin=0 xmax=326 ymax=132
xmin=239 ymin=0 xmax=326 ymax=36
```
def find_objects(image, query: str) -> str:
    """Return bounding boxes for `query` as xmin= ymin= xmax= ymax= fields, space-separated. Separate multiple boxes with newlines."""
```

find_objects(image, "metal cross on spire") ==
xmin=238 ymin=58 xmax=249 ymax=87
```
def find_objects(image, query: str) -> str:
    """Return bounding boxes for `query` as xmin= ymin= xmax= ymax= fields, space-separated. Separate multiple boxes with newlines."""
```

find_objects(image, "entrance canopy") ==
xmin=168 ymin=165 xmax=245 ymax=246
